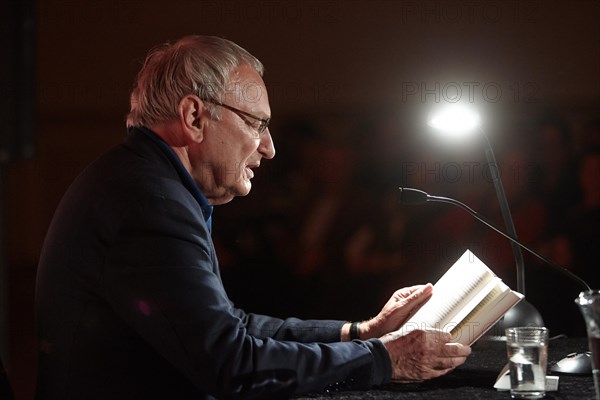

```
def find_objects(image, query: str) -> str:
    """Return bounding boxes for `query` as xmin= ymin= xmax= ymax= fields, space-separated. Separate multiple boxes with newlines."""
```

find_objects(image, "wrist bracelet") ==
xmin=349 ymin=322 xmax=361 ymax=340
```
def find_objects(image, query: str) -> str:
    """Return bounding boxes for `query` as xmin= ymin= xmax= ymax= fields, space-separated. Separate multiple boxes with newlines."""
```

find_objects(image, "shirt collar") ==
xmin=134 ymin=126 xmax=214 ymax=230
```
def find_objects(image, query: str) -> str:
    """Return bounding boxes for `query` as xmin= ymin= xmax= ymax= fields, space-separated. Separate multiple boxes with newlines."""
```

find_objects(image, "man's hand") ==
xmin=380 ymin=329 xmax=471 ymax=381
xmin=360 ymin=284 xmax=433 ymax=339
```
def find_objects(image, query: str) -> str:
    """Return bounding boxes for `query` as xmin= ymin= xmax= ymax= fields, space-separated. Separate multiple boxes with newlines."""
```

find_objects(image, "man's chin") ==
xmin=237 ymin=183 xmax=252 ymax=197
xmin=230 ymin=182 xmax=252 ymax=199
xmin=207 ymin=182 xmax=252 ymax=205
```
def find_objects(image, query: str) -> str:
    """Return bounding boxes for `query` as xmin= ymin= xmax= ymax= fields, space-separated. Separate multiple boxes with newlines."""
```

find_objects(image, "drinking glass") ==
xmin=505 ymin=327 xmax=549 ymax=399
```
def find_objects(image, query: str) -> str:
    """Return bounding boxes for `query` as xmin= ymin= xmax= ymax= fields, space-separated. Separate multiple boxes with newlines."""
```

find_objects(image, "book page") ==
xmin=450 ymin=280 xmax=524 ymax=345
xmin=401 ymin=250 xmax=496 ymax=330
xmin=449 ymin=276 xmax=502 ymax=327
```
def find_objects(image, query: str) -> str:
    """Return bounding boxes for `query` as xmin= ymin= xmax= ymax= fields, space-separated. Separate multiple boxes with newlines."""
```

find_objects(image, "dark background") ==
xmin=2 ymin=1 xmax=599 ymax=399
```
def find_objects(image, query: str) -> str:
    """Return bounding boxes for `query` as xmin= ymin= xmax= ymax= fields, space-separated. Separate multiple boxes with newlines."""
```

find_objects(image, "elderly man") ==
xmin=35 ymin=35 xmax=470 ymax=400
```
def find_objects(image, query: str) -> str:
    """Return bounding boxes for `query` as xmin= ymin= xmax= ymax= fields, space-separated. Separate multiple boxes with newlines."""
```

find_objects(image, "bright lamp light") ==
xmin=428 ymin=104 xmax=481 ymax=139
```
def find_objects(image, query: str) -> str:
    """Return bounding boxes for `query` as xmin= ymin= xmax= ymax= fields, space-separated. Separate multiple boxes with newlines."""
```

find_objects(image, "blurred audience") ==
xmin=532 ymin=114 xmax=581 ymax=234
xmin=215 ymin=110 xmax=599 ymax=336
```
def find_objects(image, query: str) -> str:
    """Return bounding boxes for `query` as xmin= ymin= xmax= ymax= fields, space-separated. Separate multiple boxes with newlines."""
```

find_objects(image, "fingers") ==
xmin=395 ymin=284 xmax=433 ymax=300
xmin=396 ymin=285 xmax=433 ymax=313
xmin=441 ymin=342 xmax=472 ymax=358
xmin=367 ymin=284 xmax=435 ymax=338
xmin=432 ymin=356 xmax=469 ymax=371
xmin=410 ymin=284 xmax=433 ymax=302
xmin=385 ymin=329 xmax=471 ymax=382
xmin=434 ymin=343 xmax=471 ymax=370
xmin=431 ymin=344 xmax=471 ymax=371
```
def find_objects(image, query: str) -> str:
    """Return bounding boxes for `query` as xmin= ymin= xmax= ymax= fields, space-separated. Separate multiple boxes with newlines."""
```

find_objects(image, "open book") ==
xmin=400 ymin=249 xmax=524 ymax=345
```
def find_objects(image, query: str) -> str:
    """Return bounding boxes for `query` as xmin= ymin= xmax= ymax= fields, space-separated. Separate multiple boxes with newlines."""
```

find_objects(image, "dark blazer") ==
xmin=35 ymin=128 xmax=391 ymax=400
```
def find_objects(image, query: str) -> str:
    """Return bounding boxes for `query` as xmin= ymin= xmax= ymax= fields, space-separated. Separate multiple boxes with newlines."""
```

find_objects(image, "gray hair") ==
xmin=126 ymin=35 xmax=264 ymax=128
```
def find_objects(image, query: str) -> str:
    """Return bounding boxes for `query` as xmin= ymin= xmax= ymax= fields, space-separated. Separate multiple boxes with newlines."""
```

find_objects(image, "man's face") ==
xmin=190 ymin=64 xmax=275 ymax=205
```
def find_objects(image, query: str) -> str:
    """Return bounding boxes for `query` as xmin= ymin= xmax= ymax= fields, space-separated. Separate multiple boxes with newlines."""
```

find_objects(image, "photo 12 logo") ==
xmin=400 ymin=161 xmax=542 ymax=185
xmin=201 ymin=0 xmax=341 ymax=25
xmin=401 ymin=81 xmax=540 ymax=104
xmin=399 ymin=0 xmax=540 ymax=24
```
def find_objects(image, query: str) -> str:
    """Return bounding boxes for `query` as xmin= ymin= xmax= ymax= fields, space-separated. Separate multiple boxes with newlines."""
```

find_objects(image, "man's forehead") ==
xmin=225 ymin=65 xmax=269 ymax=109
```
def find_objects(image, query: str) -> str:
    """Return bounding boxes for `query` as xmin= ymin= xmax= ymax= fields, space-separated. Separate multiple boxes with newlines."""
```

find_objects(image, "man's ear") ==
xmin=178 ymin=95 xmax=207 ymax=144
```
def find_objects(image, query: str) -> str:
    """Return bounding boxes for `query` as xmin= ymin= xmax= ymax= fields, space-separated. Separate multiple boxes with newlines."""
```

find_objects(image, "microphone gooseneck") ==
xmin=397 ymin=187 xmax=429 ymax=204
xmin=398 ymin=187 xmax=591 ymax=292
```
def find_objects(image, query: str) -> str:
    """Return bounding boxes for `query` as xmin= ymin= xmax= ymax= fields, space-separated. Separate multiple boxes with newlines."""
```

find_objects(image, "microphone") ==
xmin=398 ymin=187 xmax=429 ymax=204
xmin=398 ymin=187 xmax=591 ymax=291
xmin=399 ymin=187 xmax=594 ymax=376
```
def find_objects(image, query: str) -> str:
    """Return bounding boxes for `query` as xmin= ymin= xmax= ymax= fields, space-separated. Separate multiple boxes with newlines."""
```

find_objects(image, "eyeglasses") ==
xmin=205 ymin=100 xmax=270 ymax=135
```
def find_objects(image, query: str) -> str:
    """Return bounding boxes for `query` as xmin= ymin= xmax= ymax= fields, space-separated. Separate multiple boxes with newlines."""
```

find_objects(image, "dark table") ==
xmin=296 ymin=336 xmax=595 ymax=399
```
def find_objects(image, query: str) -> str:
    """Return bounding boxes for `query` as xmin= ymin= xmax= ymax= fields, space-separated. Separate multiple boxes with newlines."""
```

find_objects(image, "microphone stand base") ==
xmin=488 ymin=300 xmax=545 ymax=339
xmin=501 ymin=300 xmax=545 ymax=330
xmin=487 ymin=301 xmax=592 ymax=375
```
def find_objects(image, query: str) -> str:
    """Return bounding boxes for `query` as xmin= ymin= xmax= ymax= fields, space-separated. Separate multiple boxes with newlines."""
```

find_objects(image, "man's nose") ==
xmin=258 ymin=129 xmax=275 ymax=159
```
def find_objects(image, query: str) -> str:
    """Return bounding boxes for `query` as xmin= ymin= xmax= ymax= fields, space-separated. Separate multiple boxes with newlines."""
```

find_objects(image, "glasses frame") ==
xmin=205 ymin=100 xmax=270 ymax=135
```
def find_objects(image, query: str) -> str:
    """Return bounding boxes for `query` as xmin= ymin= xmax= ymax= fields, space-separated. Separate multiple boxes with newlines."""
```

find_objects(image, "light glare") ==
xmin=428 ymin=105 xmax=481 ymax=139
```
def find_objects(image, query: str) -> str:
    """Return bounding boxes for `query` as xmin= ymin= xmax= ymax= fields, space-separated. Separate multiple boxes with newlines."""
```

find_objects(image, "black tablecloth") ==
xmin=295 ymin=337 xmax=595 ymax=399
